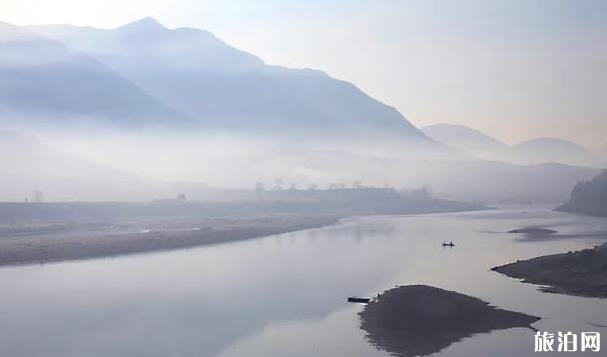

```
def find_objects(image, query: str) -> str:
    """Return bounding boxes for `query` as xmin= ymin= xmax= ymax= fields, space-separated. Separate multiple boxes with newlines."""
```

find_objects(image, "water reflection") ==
xmin=0 ymin=209 xmax=605 ymax=357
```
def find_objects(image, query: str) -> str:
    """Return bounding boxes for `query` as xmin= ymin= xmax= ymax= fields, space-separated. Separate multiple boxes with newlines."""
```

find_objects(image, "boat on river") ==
xmin=347 ymin=297 xmax=370 ymax=303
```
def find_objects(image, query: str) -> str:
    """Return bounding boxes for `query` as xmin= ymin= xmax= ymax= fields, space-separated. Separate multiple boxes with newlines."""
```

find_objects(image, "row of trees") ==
xmin=254 ymin=179 xmax=374 ymax=192
xmin=23 ymin=190 xmax=43 ymax=203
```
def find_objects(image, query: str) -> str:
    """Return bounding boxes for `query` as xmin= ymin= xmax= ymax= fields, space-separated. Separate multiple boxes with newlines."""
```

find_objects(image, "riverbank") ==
xmin=359 ymin=285 xmax=539 ymax=357
xmin=0 ymin=190 xmax=488 ymax=267
xmin=492 ymin=243 xmax=607 ymax=298
xmin=0 ymin=215 xmax=339 ymax=267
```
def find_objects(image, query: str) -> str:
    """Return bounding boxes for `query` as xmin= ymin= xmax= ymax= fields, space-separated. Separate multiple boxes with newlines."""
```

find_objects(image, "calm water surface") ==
xmin=1 ymin=209 xmax=606 ymax=357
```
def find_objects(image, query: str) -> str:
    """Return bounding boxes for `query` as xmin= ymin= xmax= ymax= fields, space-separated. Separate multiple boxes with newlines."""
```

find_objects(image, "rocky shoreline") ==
xmin=359 ymin=285 xmax=539 ymax=356
xmin=492 ymin=243 xmax=607 ymax=298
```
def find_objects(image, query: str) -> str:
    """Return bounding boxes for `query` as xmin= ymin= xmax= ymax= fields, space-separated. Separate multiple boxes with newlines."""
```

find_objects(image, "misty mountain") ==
xmin=556 ymin=170 xmax=607 ymax=218
xmin=25 ymin=18 xmax=435 ymax=142
xmin=1 ymin=18 xmax=599 ymax=205
xmin=423 ymin=123 xmax=601 ymax=167
xmin=510 ymin=138 xmax=595 ymax=166
xmin=422 ymin=124 xmax=508 ymax=159
xmin=0 ymin=130 xmax=172 ymax=201
xmin=414 ymin=161 xmax=600 ymax=204
xmin=0 ymin=21 xmax=187 ymax=127
xmin=0 ymin=128 xmax=597 ymax=204
xmin=237 ymin=148 xmax=599 ymax=204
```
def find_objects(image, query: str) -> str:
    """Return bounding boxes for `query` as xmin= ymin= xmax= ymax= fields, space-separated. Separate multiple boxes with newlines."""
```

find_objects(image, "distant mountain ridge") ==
xmin=0 ymin=130 xmax=173 ymax=201
xmin=422 ymin=123 xmax=602 ymax=167
xmin=0 ymin=21 xmax=188 ymax=127
xmin=421 ymin=124 xmax=508 ymax=159
xmin=9 ymin=18 xmax=431 ymax=142
xmin=510 ymin=137 xmax=592 ymax=165
xmin=0 ymin=18 xmax=601 ymax=204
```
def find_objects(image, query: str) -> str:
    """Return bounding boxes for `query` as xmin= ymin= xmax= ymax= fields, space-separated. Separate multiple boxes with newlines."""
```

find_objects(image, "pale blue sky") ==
xmin=3 ymin=0 xmax=606 ymax=148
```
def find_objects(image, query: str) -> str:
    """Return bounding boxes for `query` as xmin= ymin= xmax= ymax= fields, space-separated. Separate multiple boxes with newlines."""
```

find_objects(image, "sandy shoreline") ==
xmin=0 ymin=215 xmax=340 ymax=267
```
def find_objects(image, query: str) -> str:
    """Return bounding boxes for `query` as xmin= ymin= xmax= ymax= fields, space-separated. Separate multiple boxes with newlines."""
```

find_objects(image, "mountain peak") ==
xmin=118 ymin=17 xmax=166 ymax=31
xmin=514 ymin=137 xmax=588 ymax=151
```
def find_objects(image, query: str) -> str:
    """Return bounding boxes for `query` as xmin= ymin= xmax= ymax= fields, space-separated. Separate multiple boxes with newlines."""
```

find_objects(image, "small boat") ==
xmin=347 ymin=297 xmax=370 ymax=303
xmin=442 ymin=241 xmax=455 ymax=247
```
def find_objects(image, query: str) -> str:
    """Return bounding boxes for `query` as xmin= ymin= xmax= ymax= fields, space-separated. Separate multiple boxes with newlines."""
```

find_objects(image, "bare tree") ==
xmin=254 ymin=182 xmax=265 ymax=191
xmin=273 ymin=178 xmax=283 ymax=191
xmin=254 ymin=182 xmax=266 ymax=200
xmin=31 ymin=190 xmax=43 ymax=203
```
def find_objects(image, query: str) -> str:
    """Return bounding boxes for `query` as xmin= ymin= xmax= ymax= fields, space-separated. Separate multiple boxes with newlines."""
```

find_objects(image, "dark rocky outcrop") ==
xmin=359 ymin=285 xmax=539 ymax=356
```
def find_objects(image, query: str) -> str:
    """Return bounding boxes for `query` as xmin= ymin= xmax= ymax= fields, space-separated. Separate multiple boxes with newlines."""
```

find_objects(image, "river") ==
xmin=0 ymin=209 xmax=605 ymax=356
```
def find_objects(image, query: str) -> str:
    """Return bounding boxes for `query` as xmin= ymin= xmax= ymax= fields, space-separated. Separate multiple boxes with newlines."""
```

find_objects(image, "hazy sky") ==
xmin=3 ymin=0 xmax=606 ymax=149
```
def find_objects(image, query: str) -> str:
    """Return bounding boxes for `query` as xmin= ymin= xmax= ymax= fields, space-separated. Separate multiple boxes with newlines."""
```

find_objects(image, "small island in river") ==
xmin=359 ymin=285 xmax=539 ymax=357
xmin=508 ymin=227 xmax=557 ymax=235
xmin=492 ymin=243 xmax=607 ymax=298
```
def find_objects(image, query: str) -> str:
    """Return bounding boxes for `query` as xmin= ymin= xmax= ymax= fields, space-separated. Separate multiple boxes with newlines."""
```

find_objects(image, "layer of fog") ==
xmin=1 ymin=123 xmax=600 ymax=204
xmin=18 ymin=125 xmax=443 ymax=187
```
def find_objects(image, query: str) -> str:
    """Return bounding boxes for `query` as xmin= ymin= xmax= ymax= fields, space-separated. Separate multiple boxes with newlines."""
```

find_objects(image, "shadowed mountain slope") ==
xmin=0 ymin=21 xmax=187 ymax=127
xmin=26 ymin=18 xmax=436 ymax=143
xmin=557 ymin=170 xmax=607 ymax=218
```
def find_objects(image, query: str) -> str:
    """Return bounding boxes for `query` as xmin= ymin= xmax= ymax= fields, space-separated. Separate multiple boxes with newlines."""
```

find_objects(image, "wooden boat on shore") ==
xmin=347 ymin=297 xmax=370 ymax=303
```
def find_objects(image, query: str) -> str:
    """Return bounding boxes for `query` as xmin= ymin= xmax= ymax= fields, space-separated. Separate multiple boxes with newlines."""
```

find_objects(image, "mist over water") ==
xmin=3 ymin=99 xmax=602 ymax=204
xmin=1 ymin=17 xmax=603 ymax=203
xmin=0 ymin=7 xmax=606 ymax=357
xmin=0 ymin=210 xmax=605 ymax=357
xmin=0 ymin=119 xmax=599 ymax=204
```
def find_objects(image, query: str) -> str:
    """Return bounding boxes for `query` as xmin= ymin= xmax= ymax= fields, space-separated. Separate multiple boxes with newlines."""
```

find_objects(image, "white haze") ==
xmin=14 ymin=123 xmax=447 ymax=188
xmin=0 ymin=122 xmax=600 ymax=204
xmin=0 ymin=17 xmax=602 ymax=204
